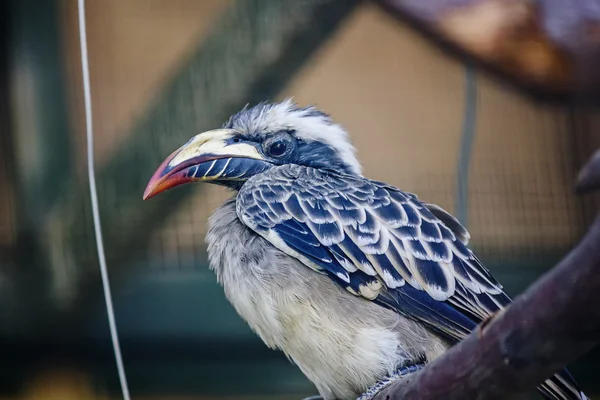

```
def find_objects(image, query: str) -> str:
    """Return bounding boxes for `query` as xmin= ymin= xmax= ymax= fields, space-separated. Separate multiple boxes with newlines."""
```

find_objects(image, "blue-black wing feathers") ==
xmin=237 ymin=165 xmax=507 ymax=338
xmin=236 ymin=165 xmax=585 ymax=400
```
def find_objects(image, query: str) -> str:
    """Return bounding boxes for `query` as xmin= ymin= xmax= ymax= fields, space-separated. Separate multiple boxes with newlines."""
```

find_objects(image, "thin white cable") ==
xmin=77 ymin=1 xmax=131 ymax=399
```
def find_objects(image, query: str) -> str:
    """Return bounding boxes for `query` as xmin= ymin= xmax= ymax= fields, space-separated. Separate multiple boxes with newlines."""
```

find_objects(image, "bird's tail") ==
xmin=539 ymin=368 xmax=588 ymax=400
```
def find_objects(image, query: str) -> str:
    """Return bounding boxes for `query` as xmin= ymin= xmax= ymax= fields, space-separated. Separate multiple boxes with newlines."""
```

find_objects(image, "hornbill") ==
xmin=144 ymin=99 xmax=587 ymax=400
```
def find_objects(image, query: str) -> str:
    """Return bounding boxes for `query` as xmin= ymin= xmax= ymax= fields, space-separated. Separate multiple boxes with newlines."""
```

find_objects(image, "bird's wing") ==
xmin=236 ymin=166 xmax=511 ymax=342
xmin=236 ymin=165 xmax=586 ymax=400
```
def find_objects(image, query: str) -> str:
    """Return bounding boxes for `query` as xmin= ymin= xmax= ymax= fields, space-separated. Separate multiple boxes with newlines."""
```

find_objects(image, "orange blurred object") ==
xmin=436 ymin=0 xmax=572 ymax=91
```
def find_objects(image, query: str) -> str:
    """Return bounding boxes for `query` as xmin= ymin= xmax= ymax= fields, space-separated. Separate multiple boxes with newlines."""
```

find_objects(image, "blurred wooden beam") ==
xmin=39 ymin=0 xmax=361 ymax=334
xmin=9 ymin=0 xmax=74 ymax=227
xmin=375 ymin=0 xmax=600 ymax=103
xmin=0 ymin=0 xmax=15 ymax=252
xmin=1 ymin=0 xmax=73 ymax=335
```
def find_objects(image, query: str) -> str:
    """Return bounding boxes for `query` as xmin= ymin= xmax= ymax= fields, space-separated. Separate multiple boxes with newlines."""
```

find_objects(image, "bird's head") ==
xmin=143 ymin=99 xmax=361 ymax=199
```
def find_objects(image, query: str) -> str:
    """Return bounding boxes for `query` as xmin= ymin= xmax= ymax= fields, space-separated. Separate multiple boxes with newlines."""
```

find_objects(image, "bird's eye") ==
xmin=267 ymin=141 xmax=287 ymax=157
xmin=263 ymin=131 xmax=295 ymax=159
xmin=232 ymin=137 xmax=241 ymax=143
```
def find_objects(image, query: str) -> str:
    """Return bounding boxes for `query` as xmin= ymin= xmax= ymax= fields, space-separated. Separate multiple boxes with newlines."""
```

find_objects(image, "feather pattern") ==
xmin=236 ymin=164 xmax=586 ymax=400
xmin=236 ymin=164 xmax=507 ymax=340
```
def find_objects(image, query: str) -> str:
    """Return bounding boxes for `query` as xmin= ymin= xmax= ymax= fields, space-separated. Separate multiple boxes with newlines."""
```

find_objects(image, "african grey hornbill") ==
xmin=143 ymin=100 xmax=587 ymax=400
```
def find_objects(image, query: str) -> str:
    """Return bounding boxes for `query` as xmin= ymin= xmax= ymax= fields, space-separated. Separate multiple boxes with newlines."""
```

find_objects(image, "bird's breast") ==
xmin=205 ymin=198 xmax=447 ymax=400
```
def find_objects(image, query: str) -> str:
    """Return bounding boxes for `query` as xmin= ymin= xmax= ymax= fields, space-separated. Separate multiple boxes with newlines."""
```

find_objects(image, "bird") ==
xmin=143 ymin=99 xmax=587 ymax=400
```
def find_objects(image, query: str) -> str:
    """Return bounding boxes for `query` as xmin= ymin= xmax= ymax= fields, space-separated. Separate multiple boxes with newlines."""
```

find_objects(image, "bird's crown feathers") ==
xmin=223 ymin=98 xmax=362 ymax=175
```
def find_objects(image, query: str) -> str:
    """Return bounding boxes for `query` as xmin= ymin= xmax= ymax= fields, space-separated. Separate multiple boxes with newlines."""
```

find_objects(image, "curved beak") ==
xmin=143 ymin=129 xmax=270 ymax=200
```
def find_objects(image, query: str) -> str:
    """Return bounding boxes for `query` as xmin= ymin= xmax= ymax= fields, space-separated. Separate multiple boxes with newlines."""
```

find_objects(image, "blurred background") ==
xmin=1 ymin=0 xmax=600 ymax=399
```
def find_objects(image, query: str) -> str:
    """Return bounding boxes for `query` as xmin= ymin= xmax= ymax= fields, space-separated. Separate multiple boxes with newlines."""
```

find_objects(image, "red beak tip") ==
xmin=142 ymin=179 xmax=159 ymax=200
xmin=143 ymin=146 xmax=201 ymax=201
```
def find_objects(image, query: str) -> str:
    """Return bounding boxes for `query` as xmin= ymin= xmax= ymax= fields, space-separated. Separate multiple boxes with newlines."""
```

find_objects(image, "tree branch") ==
xmin=374 ymin=149 xmax=600 ymax=399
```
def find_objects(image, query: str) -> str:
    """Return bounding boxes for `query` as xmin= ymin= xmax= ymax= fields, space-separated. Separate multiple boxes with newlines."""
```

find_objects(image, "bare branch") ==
xmin=374 ymin=149 xmax=600 ymax=399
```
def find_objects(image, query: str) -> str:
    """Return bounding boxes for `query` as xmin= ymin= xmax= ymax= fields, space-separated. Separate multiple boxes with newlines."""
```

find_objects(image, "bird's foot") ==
xmin=356 ymin=362 xmax=426 ymax=400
